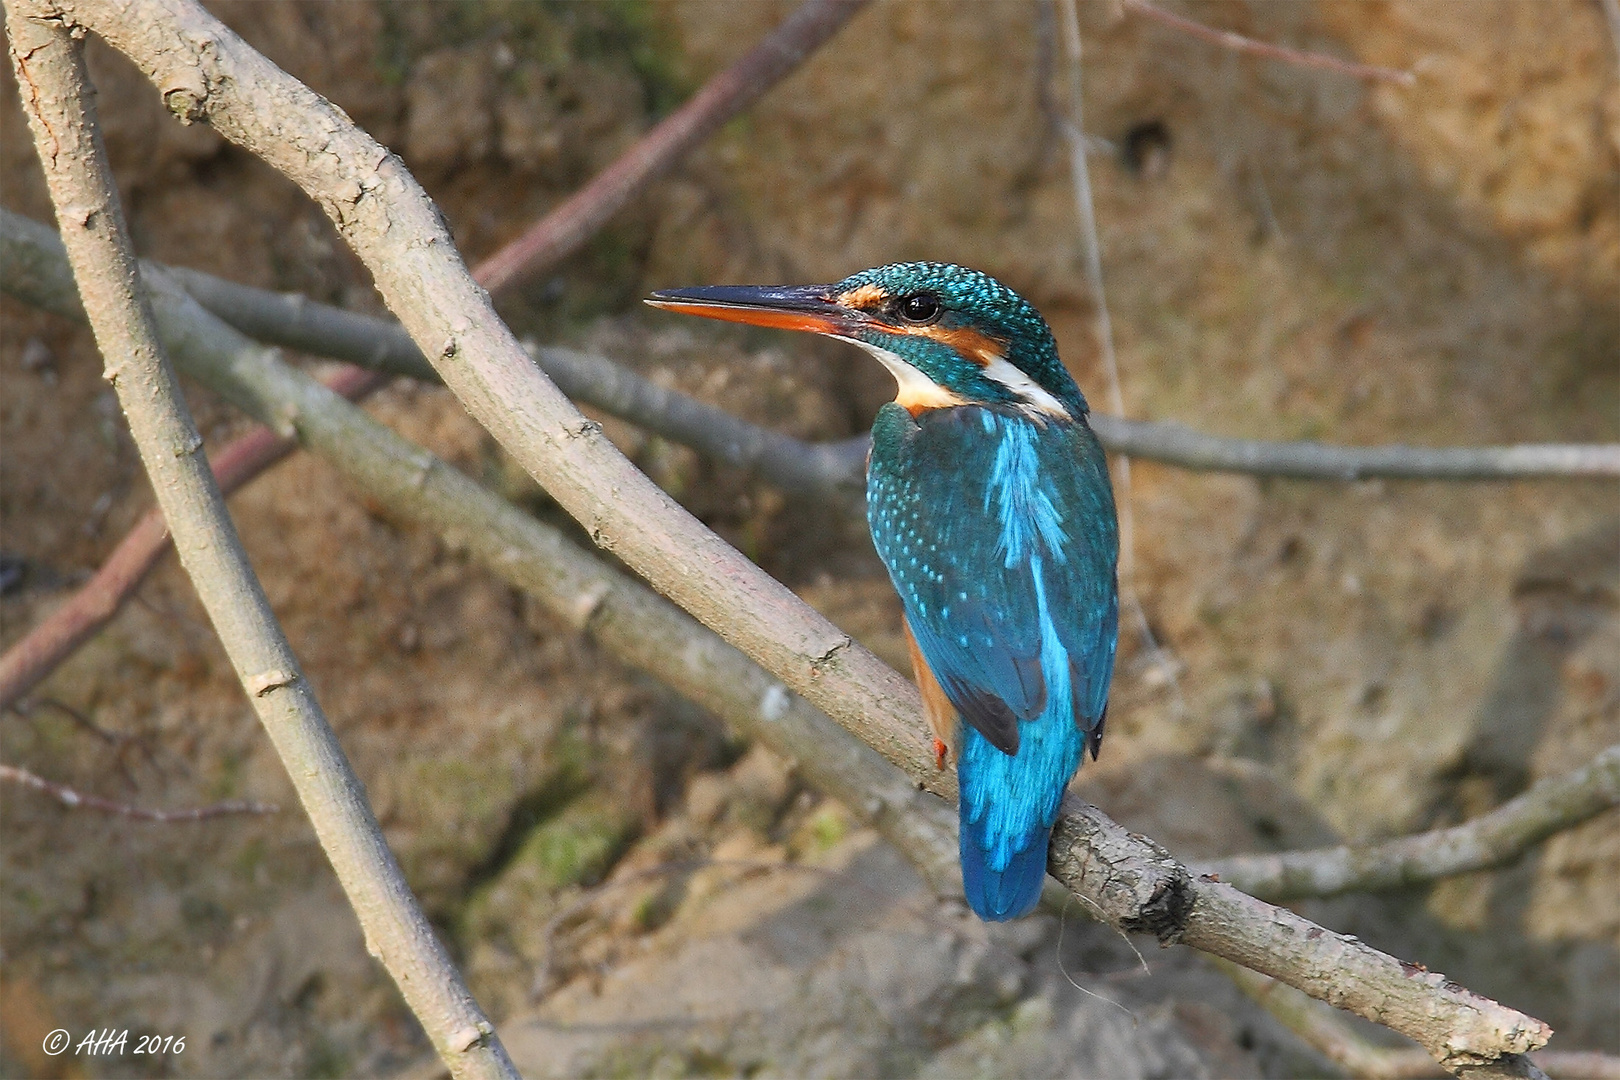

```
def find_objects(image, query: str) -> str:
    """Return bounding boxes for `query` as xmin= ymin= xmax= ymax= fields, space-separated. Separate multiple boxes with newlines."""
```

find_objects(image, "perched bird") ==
xmin=648 ymin=263 xmax=1118 ymax=920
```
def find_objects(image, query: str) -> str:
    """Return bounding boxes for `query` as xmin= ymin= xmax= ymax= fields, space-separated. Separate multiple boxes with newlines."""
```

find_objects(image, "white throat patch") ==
xmin=838 ymin=336 xmax=968 ymax=412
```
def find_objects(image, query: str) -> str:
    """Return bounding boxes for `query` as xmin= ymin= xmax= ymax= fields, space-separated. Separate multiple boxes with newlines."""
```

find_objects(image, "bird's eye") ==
xmin=897 ymin=293 xmax=942 ymax=325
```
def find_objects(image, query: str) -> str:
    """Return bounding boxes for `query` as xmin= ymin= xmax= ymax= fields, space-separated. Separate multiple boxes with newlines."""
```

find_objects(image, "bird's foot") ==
xmin=933 ymin=738 xmax=949 ymax=770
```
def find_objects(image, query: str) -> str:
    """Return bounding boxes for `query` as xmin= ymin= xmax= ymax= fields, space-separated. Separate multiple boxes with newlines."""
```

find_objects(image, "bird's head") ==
xmin=647 ymin=262 xmax=1086 ymax=420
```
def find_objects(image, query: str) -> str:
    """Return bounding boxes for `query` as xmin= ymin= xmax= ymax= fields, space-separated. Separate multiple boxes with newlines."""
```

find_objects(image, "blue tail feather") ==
xmin=960 ymin=810 xmax=1051 ymax=921
xmin=954 ymin=651 xmax=1087 ymax=921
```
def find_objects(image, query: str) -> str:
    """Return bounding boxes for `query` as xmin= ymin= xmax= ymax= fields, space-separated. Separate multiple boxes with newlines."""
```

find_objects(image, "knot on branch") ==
xmin=1119 ymin=867 xmax=1195 ymax=944
xmin=448 ymin=1021 xmax=494 ymax=1054
xmin=1049 ymin=798 xmax=1196 ymax=945
xmin=246 ymin=668 xmax=298 ymax=697
xmin=160 ymin=65 xmax=209 ymax=124
xmin=564 ymin=418 xmax=604 ymax=441
xmin=808 ymin=635 xmax=852 ymax=674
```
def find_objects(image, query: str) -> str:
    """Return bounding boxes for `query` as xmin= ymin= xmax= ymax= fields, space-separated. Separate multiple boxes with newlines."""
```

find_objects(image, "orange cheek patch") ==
xmin=910 ymin=324 xmax=1007 ymax=366
xmin=644 ymin=300 xmax=842 ymax=335
xmin=837 ymin=283 xmax=888 ymax=309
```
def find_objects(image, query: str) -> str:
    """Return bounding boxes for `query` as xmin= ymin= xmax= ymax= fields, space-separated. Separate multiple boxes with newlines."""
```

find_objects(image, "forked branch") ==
xmin=2 ymin=8 xmax=514 ymax=1077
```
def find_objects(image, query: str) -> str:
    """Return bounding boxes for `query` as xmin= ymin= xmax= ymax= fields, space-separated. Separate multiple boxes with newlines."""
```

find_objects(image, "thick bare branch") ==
xmin=1122 ymin=0 xmax=1417 ymax=85
xmin=472 ymin=0 xmax=871 ymax=294
xmin=1217 ymin=960 xmax=1619 ymax=1080
xmin=1 ymin=9 xmax=514 ymax=1078
xmin=104 ymin=231 xmax=1552 ymax=1077
xmin=45 ymin=3 xmax=1557 ymax=1070
xmin=1166 ymin=872 xmax=1548 ymax=1076
xmin=0 ymin=762 xmax=278 ymax=821
xmin=1203 ymin=745 xmax=1620 ymax=902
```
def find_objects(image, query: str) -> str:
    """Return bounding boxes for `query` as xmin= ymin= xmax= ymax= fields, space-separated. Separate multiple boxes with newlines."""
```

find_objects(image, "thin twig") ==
xmin=14 ymin=696 xmax=118 ymax=744
xmin=8 ymin=696 xmax=163 ymax=791
xmin=0 ymin=363 xmax=384 ymax=711
xmin=472 ymin=0 xmax=871 ymax=294
xmin=1057 ymin=0 xmax=1133 ymax=572
xmin=1084 ymin=415 xmax=1620 ymax=480
xmin=1055 ymin=0 xmax=1190 ymax=723
xmin=1 ymin=10 xmax=515 ymax=1078
xmin=0 ymin=762 xmax=278 ymax=821
xmin=1201 ymin=744 xmax=1620 ymax=902
xmin=1123 ymin=0 xmax=1417 ymax=86
xmin=85 ymin=232 xmax=1553 ymax=1077
xmin=1217 ymin=959 xmax=1617 ymax=1080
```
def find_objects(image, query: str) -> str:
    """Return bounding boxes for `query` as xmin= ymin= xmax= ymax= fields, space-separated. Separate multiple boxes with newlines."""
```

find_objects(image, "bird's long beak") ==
xmin=645 ymin=283 xmax=861 ymax=337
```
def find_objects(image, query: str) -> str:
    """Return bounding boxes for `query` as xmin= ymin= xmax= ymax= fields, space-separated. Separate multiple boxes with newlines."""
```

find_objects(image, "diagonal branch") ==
xmin=1122 ymin=0 xmax=1417 ymax=86
xmin=1217 ymin=959 xmax=1619 ymax=1080
xmin=1201 ymin=744 xmax=1620 ymax=902
xmin=1 ymin=8 xmax=515 ymax=1078
xmin=84 ymin=216 xmax=1557 ymax=1079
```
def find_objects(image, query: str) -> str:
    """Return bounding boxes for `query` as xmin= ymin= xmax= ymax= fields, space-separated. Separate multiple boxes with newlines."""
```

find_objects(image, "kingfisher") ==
xmin=648 ymin=262 xmax=1118 ymax=920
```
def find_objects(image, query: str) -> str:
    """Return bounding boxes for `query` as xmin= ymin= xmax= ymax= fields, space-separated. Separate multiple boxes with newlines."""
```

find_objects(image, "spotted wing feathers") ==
xmin=867 ymin=405 xmax=1116 ymax=753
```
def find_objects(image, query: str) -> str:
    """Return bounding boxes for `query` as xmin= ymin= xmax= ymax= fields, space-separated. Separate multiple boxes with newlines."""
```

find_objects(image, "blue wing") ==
xmin=868 ymin=404 xmax=1118 ymax=751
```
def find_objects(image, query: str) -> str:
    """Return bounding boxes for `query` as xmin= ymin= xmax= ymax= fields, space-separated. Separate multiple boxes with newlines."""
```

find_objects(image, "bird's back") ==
xmin=868 ymin=401 xmax=1118 ymax=919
